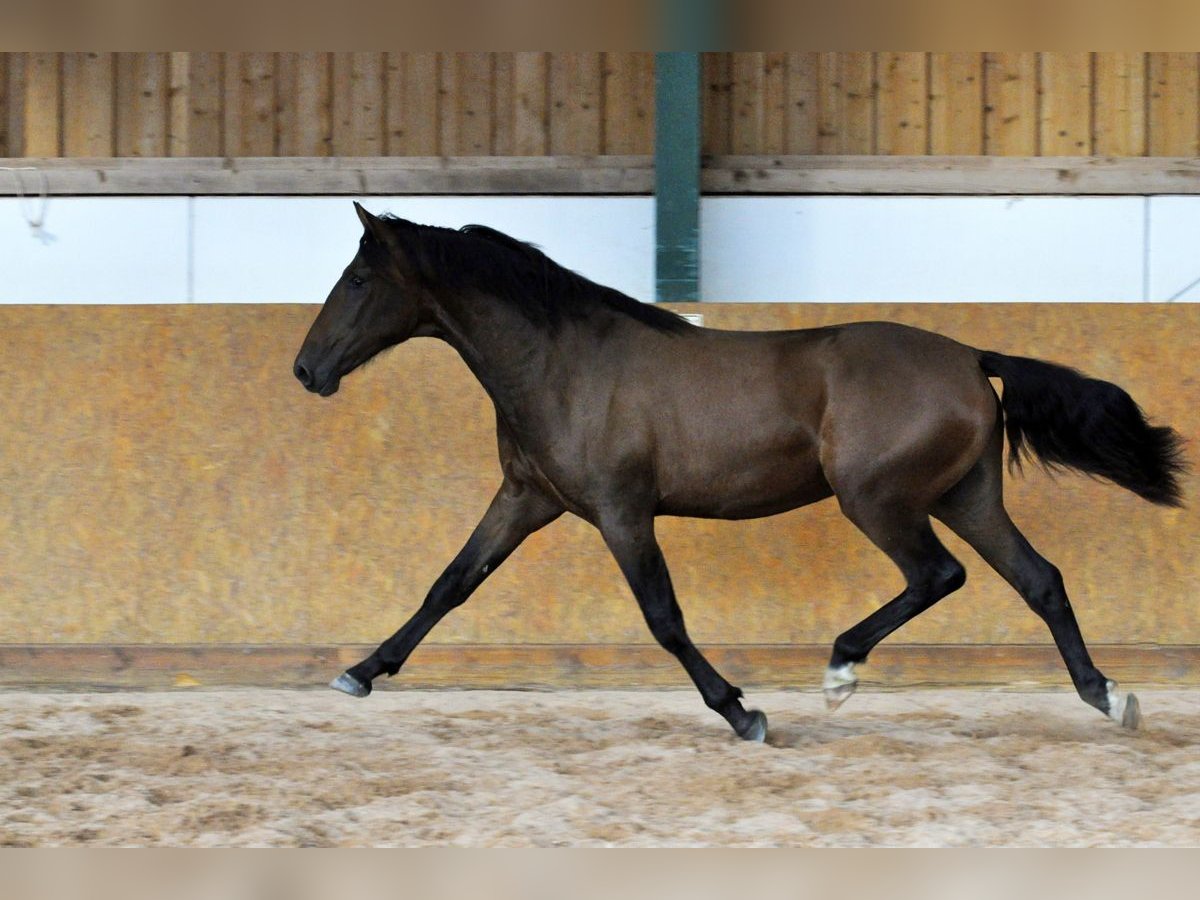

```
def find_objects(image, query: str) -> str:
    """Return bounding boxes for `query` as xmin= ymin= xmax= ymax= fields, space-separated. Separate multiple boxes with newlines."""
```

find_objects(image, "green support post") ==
xmin=655 ymin=52 xmax=702 ymax=303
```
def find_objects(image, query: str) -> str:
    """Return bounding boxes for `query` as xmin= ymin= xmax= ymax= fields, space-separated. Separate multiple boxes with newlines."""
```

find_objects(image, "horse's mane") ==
xmin=379 ymin=216 xmax=691 ymax=335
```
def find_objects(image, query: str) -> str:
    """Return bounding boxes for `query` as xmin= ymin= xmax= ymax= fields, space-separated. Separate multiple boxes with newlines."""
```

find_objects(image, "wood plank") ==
xmin=332 ymin=52 xmax=384 ymax=157
xmin=549 ymin=52 xmax=603 ymax=155
xmin=3 ymin=53 xmax=24 ymax=156
xmin=1149 ymin=52 xmax=1199 ymax=156
xmin=224 ymin=52 xmax=277 ymax=156
xmin=876 ymin=51 xmax=928 ymax=155
xmin=23 ymin=52 xmax=61 ymax=156
xmin=602 ymin=52 xmax=654 ymax=156
xmin=184 ymin=52 xmax=223 ymax=157
xmin=116 ymin=52 xmax=169 ymax=157
xmin=984 ymin=52 xmax=1039 ymax=155
xmin=929 ymin=53 xmax=984 ymax=155
xmin=1094 ymin=52 xmax=1147 ymax=157
xmin=701 ymin=155 xmax=1200 ymax=194
xmin=760 ymin=52 xmax=788 ymax=155
xmin=818 ymin=52 xmax=875 ymax=154
xmin=386 ymin=52 xmax=439 ymax=156
xmin=0 ymin=156 xmax=654 ymax=195
xmin=511 ymin=51 xmax=548 ymax=156
xmin=1 ymin=643 xmax=1196 ymax=690
xmin=491 ymin=52 xmax=515 ymax=156
xmin=784 ymin=52 xmax=819 ymax=154
xmin=167 ymin=52 xmax=190 ymax=157
xmin=62 ymin=52 xmax=114 ymax=157
xmin=0 ymin=53 xmax=7 ymax=156
xmin=1040 ymin=52 xmax=1093 ymax=155
xmin=15 ymin=155 xmax=1200 ymax=196
xmin=730 ymin=52 xmax=765 ymax=155
xmin=702 ymin=52 xmax=732 ymax=156
xmin=278 ymin=52 xmax=330 ymax=157
xmin=455 ymin=52 xmax=494 ymax=155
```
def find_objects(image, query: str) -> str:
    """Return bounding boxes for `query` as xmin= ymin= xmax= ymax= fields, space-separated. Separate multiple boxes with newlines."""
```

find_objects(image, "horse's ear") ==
xmin=354 ymin=201 xmax=390 ymax=245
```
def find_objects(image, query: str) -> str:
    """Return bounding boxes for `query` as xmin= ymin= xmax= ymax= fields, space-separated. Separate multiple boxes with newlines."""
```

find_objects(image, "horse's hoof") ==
xmin=823 ymin=663 xmax=858 ymax=712
xmin=330 ymin=672 xmax=371 ymax=698
xmin=1121 ymin=693 xmax=1142 ymax=731
xmin=824 ymin=681 xmax=857 ymax=712
xmin=1106 ymin=681 xmax=1141 ymax=731
xmin=737 ymin=710 xmax=768 ymax=743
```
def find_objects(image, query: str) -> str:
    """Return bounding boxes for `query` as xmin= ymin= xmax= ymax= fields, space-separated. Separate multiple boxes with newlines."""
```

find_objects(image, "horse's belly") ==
xmin=656 ymin=444 xmax=833 ymax=520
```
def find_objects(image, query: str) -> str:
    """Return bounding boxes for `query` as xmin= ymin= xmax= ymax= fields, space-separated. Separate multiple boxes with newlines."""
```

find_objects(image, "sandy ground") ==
xmin=1 ymin=688 xmax=1198 ymax=847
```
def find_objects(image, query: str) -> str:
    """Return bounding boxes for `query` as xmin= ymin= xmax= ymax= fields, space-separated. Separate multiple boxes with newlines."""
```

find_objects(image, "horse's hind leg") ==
xmin=600 ymin=514 xmax=767 ymax=742
xmin=933 ymin=438 xmax=1140 ymax=729
xmin=823 ymin=509 xmax=967 ymax=710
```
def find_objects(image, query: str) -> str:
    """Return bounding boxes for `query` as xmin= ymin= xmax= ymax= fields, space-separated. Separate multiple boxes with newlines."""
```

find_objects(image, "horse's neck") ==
xmin=430 ymin=288 xmax=590 ymax=426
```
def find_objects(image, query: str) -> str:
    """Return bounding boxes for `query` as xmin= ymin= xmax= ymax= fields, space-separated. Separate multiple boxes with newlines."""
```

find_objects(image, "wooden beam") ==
xmin=0 ymin=155 xmax=655 ymax=195
xmin=702 ymin=155 xmax=1200 ymax=194
xmin=6 ymin=155 xmax=1200 ymax=196
xmin=1 ymin=643 xmax=1196 ymax=691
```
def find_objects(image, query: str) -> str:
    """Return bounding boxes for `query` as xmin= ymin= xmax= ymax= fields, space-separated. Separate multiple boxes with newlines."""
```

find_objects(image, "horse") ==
xmin=294 ymin=203 xmax=1186 ymax=742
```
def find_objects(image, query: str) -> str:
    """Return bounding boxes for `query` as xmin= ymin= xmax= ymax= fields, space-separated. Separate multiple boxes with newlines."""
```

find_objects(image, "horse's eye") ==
xmin=349 ymin=275 xmax=365 ymax=289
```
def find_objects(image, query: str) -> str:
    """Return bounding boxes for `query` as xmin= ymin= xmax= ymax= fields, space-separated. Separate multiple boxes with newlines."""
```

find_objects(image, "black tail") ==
xmin=978 ymin=350 xmax=1187 ymax=507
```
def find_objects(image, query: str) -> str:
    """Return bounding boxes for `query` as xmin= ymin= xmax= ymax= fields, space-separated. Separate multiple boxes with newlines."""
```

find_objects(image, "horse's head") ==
xmin=293 ymin=203 xmax=427 ymax=397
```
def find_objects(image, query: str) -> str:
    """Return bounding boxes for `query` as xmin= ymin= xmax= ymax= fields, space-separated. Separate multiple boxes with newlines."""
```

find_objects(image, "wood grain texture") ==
xmin=0 ymin=305 xmax=1194 ymax=652
xmin=386 ymin=52 xmax=439 ymax=156
xmin=62 ymin=53 xmax=114 ymax=157
xmin=985 ymin=52 xmax=1039 ymax=156
xmin=182 ymin=52 xmax=223 ymax=157
xmin=602 ymin=52 xmax=653 ymax=155
xmin=1094 ymin=53 xmax=1147 ymax=157
xmin=702 ymin=52 xmax=732 ymax=156
xmin=3 ymin=52 xmax=1195 ymax=159
xmin=1040 ymin=52 xmax=1092 ymax=155
xmin=331 ymin=52 xmax=383 ymax=157
xmin=929 ymin=53 xmax=984 ymax=155
xmin=1149 ymin=52 xmax=1199 ymax=156
xmin=548 ymin=52 xmax=602 ymax=156
xmin=117 ymin=52 xmax=169 ymax=157
xmin=511 ymin=52 xmax=549 ymax=156
xmin=877 ymin=52 xmax=927 ymax=155
xmin=15 ymin=157 xmax=1200 ymax=197
xmin=22 ymin=52 xmax=60 ymax=156
xmin=1 ymin=644 xmax=1196 ymax=691
xmin=784 ymin=52 xmax=819 ymax=155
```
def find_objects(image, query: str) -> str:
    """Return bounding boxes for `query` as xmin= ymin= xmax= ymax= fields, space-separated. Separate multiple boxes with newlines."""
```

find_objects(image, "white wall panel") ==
xmin=1147 ymin=197 xmax=1200 ymax=302
xmin=192 ymin=197 xmax=655 ymax=304
xmin=700 ymin=197 xmax=1147 ymax=302
xmin=2 ymin=194 xmax=1200 ymax=305
xmin=0 ymin=198 xmax=189 ymax=303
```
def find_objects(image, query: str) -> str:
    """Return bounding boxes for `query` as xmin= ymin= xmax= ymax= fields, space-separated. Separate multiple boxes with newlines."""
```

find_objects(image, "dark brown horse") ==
xmin=294 ymin=203 xmax=1185 ymax=742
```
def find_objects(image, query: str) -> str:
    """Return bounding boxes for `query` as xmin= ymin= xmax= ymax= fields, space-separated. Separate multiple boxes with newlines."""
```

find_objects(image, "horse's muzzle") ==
xmin=294 ymin=359 xmax=339 ymax=396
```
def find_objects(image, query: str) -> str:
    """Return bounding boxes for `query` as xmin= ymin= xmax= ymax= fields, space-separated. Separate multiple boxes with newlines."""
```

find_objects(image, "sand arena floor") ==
xmin=1 ymin=688 xmax=1197 ymax=847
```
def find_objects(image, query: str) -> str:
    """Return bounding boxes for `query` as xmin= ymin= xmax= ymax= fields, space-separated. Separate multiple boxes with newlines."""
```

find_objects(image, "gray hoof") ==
xmin=330 ymin=672 xmax=371 ymax=698
xmin=1121 ymin=693 xmax=1142 ymax=731
xmin=824 ymin=681 xmax=857 ymax=712
xmin=738 ymin=709 xmax=768 ymax=743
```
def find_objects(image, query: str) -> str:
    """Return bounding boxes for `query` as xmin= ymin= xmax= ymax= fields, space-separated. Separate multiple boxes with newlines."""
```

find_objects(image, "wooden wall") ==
xmin=703 ymin=52 xmax=1188 ymax=157
xmin=0 ymin=304 xmax=1195 ymax=678
xmin=0 ymin=52 xmax=655 ymax=158
xmin=2 ymin=53 xmax=1198 ymax=159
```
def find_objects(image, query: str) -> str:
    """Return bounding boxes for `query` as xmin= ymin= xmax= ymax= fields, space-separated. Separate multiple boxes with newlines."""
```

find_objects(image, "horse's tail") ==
xmin=978 ymin=350 xmax=1187 ymax=507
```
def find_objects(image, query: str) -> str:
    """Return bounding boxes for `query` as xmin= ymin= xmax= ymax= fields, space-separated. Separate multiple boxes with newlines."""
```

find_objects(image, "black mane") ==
xmin=380 ymin=216 xmax=691 ymax=334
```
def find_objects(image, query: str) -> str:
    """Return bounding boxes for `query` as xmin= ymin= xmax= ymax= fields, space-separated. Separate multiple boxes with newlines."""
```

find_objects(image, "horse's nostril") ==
xmin=295 ymin=362 xmax=313 ymax=387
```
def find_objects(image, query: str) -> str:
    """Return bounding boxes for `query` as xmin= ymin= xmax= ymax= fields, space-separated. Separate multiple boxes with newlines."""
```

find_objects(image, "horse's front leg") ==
xmin=332 ymin=479 xmax=562 ymax=697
